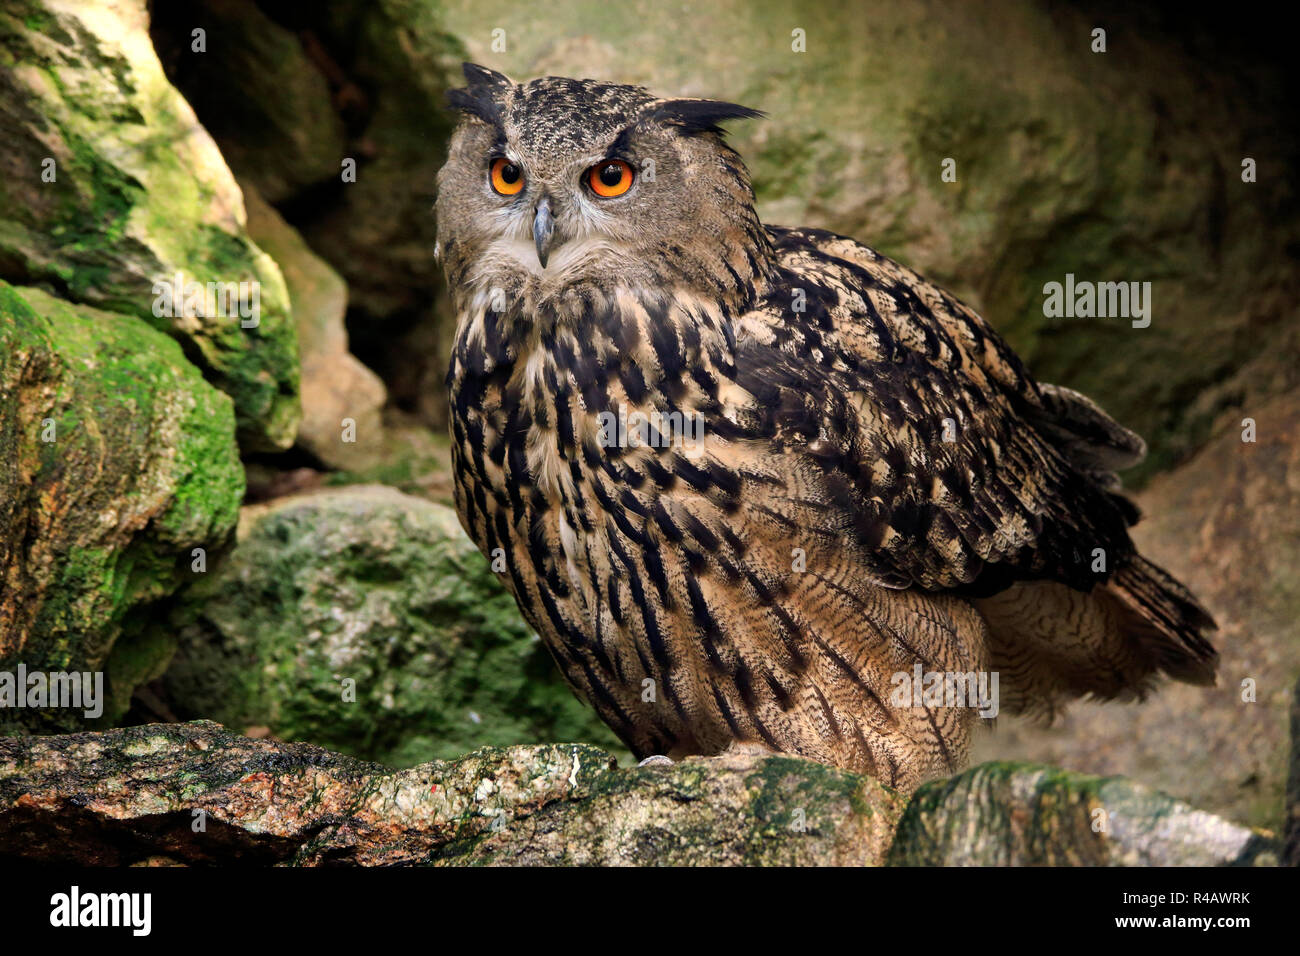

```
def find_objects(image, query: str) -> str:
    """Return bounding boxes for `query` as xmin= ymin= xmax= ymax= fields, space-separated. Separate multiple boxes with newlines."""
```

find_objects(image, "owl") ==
xmin=435 ymin=63 xmax=1217 ymax=792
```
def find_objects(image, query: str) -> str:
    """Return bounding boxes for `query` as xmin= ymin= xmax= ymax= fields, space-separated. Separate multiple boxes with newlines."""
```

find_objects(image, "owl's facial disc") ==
xmin=438 ymin=67 xmax=768 ymax=301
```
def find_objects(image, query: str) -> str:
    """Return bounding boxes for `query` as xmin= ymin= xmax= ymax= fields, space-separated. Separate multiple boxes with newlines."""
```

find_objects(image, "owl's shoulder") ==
xmin=741 ymin=225 xmax=1033 ymax=402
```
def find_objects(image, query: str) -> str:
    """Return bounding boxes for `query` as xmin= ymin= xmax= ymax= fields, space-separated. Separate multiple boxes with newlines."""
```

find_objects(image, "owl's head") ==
xmin=435 ymin=64 xmax=770 ymax=310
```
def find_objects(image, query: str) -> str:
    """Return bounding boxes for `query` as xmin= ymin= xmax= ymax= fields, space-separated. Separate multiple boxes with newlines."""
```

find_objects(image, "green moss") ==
xmin=0 ymin=2 xmax=300 ymax=450
xmin=0 ymin=282 xmax=241 ymax=734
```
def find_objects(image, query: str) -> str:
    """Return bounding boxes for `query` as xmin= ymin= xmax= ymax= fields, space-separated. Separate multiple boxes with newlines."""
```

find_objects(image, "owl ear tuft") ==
xmin=649 ymin=98 xmax=765 ymax=136
xmin=446 ymin=62 xmax=512 ymax=126
xmin=461 ymin=62 xmax=512 ymax=91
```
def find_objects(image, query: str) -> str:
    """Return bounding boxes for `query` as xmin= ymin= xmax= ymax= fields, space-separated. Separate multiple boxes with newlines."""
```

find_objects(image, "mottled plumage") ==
xmin=435 ymin=64 xmax=1217 ymax=791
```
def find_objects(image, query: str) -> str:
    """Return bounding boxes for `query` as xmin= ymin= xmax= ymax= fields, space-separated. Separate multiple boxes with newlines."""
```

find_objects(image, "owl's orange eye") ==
xmin=490 ymin=157 xmax=525 ymax=195
xmin=587 ymin=159 xmax=634 ymax=198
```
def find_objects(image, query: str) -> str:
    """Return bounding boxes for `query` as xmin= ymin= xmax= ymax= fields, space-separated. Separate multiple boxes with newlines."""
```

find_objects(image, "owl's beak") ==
xmin=533 ymin=196 xmax=556 ymax=269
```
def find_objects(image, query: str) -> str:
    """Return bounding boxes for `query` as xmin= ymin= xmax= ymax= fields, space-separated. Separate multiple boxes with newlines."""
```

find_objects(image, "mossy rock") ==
xmin=888 ymin=761 xmax=1278 ymax=866
xmin=149 ymin=0 xmax=469 ymax=430
xmin=5 ymin=722 xmax=1272 ymax=866
xmin=0 ymin=722 xmax=905 ymax=866
xmin=0 ymin=282 xmax=243 ymax=731
xmin=159 ymin=484 xmax=623 ymax=765
xmin=152 ymin=0 xmax=467 ymax=323
xmin=433 ymin=748 xmax=906 ymax=866
xmin=0 ymin=0 xmax=300 ymax=450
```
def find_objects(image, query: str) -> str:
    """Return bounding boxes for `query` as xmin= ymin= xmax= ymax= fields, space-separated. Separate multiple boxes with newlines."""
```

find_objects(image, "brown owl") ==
xmin=434 ymin=63 xmax=1217 ymax=792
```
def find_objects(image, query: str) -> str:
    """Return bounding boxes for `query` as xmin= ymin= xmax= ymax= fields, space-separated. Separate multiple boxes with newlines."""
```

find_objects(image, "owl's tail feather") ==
xmin=1100 ymin=554 xmax=1219 ymax=687
xmin=976 ymin=555 xmax=1218 ymax=721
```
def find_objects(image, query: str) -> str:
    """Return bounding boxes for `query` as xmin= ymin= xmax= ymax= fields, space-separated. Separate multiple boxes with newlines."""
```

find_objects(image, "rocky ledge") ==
xmin=0 ymin=722 xmax=1278 ymax=866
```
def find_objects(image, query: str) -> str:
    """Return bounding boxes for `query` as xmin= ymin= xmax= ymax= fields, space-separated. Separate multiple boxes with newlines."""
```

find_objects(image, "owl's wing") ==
xmin=733 ymin=226 xmax=1148 ymax=596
